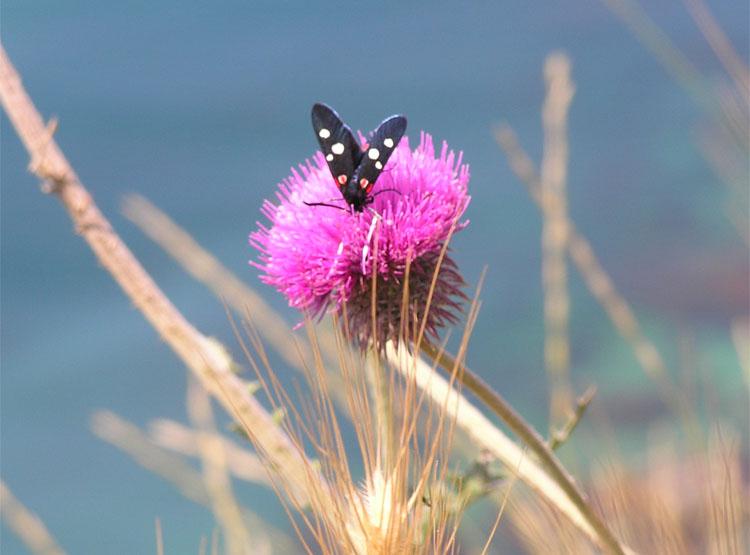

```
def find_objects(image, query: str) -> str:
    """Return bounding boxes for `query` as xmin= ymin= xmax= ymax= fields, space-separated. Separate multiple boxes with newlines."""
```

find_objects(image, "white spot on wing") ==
xmin=331 ymin=142 xmax=345 ymax=155
xmin=326 ymin=154 xmax=334 ymax=161
xmin=368 ymin=148 xmax=380 ymax=160
xmin=375 ymin=161 xmax=383 ymax=170
xmin=383 ymin=138 xmax=394 ymax=148
xmin=318 ymin=128 xmax=331 ymax=139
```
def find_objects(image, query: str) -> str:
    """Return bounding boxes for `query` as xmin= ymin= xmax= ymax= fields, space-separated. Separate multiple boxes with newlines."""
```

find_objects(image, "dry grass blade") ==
xmin=186 ymin=378 xmax=257 ymax=555
xmin=418 ymin=343 xmax=629 ymax=555
xmin=0 ymin=480 xmax=66 ymax=555
xmin=513 ymin=423 xmax=749 ymax=554
xmin=704 ymin=428 xmax=746 ymax=555
xmin=389 ymin=342 xmax=630 ymax=552
xmin=540 ymin=52 xmax=576 ymax=427
xmin=683 ymin=0 xmax=750 ymax=96
xmin=730 ymin=317 xmax=749 ymax=382
xmin=149 ymin=419 xmax=271 ymax=487
xmin=90 ymin=410 xmax=294 ymax=553
xmin=599 ymin=0 xmax=707 ymax=106
xmin=0 ymin=45 xmax=329 ymax=514
xmin=228 ymin=313 xmax=465 ymax=554
xmin=121 ymin=189 xmax=630 ymax=551
xmin=494 ymin=124 xmax=691 ymax=425
xmin=122 ymin=194 xmax=339 ymax=371
xmin=122 ymin=194 xmax=350 ymax=413
xmin=155 ymin=518 xmax=164 ymax=555
xmin=601 ymin=0 xmax=749 ymax=244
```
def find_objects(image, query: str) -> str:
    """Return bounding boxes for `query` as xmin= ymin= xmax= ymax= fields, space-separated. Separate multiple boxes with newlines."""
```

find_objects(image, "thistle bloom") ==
xmin=250 ymin=132 xmax=470 ymax=348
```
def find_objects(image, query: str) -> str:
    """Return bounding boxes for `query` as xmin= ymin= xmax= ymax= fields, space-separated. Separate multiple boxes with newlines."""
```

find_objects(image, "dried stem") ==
xmin=683 ymin=0 xmax=750 ymax=96
xmin=155 ymin=518 xmax=164 ymax=555
xmin=122 ymin=191 xmax=630 ymax=551
xmin=0 ymin=44 xmax=330 ymax=511
xmin=598 ymin=0 xmax=708 ymax=108
xmin=149 ymin=418 xmax=271 ymax=487
xmin=122 ymin=194 xmax=348 ymax=409
xmin=186 ymin=378 xmax=255 ymax=555
xmin=91 ymin=411 xmax=292 ymax=553
xmin=540 ymin=52 xmax=575 ymax=426
xmin=0 ymin=481 xmax=66 ymax=555
xmin=495 ymin=124 xmax=689 ymax=421
xmin=418 ymin=342 xmax=628 ymax=555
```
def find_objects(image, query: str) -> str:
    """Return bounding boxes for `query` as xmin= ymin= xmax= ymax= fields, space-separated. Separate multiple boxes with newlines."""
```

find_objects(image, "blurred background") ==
xmin=2 ymin=1 xmax=747 ymax=553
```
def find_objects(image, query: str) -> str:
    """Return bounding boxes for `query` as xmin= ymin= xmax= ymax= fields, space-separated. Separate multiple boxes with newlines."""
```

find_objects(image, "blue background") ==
xmin=2 ymin=1 xmax=747 ymax=553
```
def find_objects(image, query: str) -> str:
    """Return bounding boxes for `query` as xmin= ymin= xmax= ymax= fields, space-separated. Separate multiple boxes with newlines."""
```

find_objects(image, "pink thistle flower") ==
xmin=250 ymin=132 xmax=470 ymax=349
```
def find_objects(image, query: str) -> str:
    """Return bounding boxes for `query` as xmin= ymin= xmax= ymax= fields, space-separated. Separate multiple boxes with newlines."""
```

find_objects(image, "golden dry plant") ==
xmin=509 ymin=425 xmax=747 ymax=555
xmin=225 ymin=258 xmax=480 ymax=554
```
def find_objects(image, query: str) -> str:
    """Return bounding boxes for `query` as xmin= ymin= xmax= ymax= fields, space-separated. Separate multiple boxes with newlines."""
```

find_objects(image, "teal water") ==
xmin=2 ymin=1 xmax=747 ymax=553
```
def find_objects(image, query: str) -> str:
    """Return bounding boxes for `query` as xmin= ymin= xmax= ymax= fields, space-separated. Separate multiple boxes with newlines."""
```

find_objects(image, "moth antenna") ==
xmin=303 ymin=201 xmax=347 ymax=211
xmin=372 ymin=187 xmax=402 ymax=198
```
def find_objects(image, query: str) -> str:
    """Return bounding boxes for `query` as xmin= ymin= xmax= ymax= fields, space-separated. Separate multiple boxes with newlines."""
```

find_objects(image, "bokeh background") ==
xmin=2 ymin=1 xmax=747 ymax=553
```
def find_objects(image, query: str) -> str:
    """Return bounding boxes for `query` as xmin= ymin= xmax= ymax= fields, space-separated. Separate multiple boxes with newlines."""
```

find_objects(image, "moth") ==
xmin=308 ymin=102 xmax=407 ymax=212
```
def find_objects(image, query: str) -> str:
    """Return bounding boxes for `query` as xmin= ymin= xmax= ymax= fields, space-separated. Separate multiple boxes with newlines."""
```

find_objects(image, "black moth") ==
xmin=308 ymin=102 xmax=407 ymax=212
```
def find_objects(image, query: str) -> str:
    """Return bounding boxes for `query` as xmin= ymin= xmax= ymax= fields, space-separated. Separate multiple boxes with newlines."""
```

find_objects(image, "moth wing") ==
xmin=353 ymin=114 xmax=407 ymax=193
xmin=311 ymin=103 xmax=361 ymax=190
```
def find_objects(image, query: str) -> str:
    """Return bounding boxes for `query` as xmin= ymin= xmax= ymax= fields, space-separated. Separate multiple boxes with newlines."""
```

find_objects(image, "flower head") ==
xmin=251 ymin=132 xmax=470 ymax=348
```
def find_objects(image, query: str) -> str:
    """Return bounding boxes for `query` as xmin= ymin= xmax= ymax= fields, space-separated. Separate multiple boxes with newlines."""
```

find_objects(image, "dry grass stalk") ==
xmin=602 ymin=0 xmax=749 ymax=243
xmin=122 ymin=194 xmax=350 ymax=411
xmin=0 ymin=481 xmax=66 ymax=555
xmin=126 ymin=191 xmax=630 ymax=552
xmin=418 ymin=343 xmax=630 ymax=555
xmin=90 ymin=410 xmax=294 ymax=553
xmin=155 ymin=518 xmax=164 ymax=555
xmin=122 ymin=194 xmax=339 ymax=371
xmin=388 ymin=342 xmax=596 ymax=541
xmin=186 ymin=377 xmax=258 ymax=555
xmin=230 ymin=311 xmax=464 ymax=554
xmin=730 ymin=317 xmax=749 ymax=382
xmin=495 ymin=125 xmax=688 ymax=420
xmin=598 ymin=0 xmax=706 ymax=103
xmin=510 ymin=425 xmax=748 ymax=555
xmin=0 ymin=44 xmax=331 ymax=514
xmin=540 ymin=52 xmax=576 ymax=427
xmin=149 ymin=418 xmax=271 ymax=487
xmin=703 ymin=428 xmax=746 ymax=555
xmin=683 ymin=0 xmax=750 ymax=97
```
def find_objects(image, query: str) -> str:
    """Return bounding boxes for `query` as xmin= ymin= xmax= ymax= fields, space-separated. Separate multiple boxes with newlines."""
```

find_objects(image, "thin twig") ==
xmin=683 ymin=0 xmax=750 ymax=97
xmin=122 ymin=194 xmax=350 ymax=411
xmin=540 ymin=52 xmax=575 ymax=426
xmin=91 ymin=411 xmax=294 ymax=553
xmin=0 ymin=481 xmax=66 ymax=555
xmin=155 ymin=518 xmax=164 ymax=555
xmin=186 ymin=377 xmax=256 ymax=555
xmin=599 ymin=0 xmax=710 ymax=109
xmin=549 ymin=386 xmax=597 ymax=451
xmin=0 ymin=44 xmax=330 ymax=511
xmin=495 ymin=124 xmax=688 ymax=421
xmin=149 ymin=418 xmax=272 ymax=487
xmin=419 ymin=342 xmax=628 ymax=555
